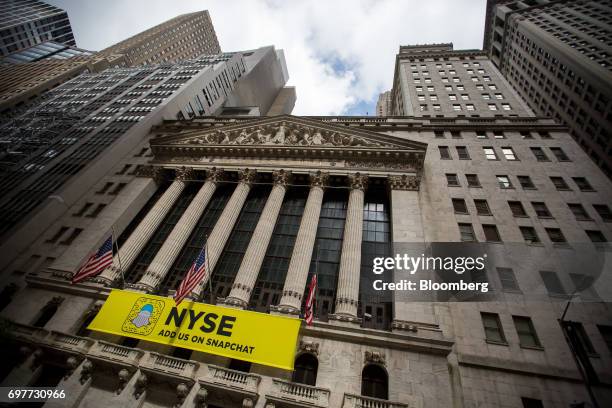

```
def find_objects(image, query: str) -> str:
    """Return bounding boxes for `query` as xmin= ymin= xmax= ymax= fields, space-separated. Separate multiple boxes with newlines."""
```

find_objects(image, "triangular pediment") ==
xmin=150 ymin=115 xmax=427 ymax=173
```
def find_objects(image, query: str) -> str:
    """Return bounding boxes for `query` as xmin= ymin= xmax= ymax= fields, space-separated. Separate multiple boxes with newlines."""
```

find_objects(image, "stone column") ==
xmin=224 ymin=170 xmax=291 ymax=308
xmin=275 ymin=171 xmax=328 ymax=314
xmin=97 ymin=167 xmax=188 ymax=286
xmin=134 ymin=168 xmax=223 ymax=293
xmin=191 ymin=168 xmax=257 ymax=299
xmin=332 ymin=173 xmax=368 ymax=320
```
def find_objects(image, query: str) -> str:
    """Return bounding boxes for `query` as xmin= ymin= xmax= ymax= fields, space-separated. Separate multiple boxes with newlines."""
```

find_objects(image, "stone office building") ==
xmin=1 ymin=111 xmax=612 ymax=408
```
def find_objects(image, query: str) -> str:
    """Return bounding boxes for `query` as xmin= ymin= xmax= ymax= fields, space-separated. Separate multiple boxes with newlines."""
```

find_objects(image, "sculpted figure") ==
xmin=270 ymin=124 xmax=286 ymax=144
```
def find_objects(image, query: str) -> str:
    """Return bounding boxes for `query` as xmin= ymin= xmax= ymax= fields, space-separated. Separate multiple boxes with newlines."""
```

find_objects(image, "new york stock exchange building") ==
xmin=1 ymin=114 xmax=612 ymax=408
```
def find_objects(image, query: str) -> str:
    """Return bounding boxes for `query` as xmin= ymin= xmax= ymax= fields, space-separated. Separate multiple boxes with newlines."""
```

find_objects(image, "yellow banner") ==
xmin=89 ymin=289 xmax=302 ymax=370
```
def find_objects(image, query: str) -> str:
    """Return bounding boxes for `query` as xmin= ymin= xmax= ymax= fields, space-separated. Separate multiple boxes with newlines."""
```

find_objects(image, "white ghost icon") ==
xmin=132 ymin=304 xmax=154 ymax=328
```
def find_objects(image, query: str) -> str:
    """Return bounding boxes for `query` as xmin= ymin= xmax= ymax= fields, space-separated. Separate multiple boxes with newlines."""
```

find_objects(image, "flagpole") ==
xmin=206 ymin=234 xmax=214 ymax=304
xmin=111 ymin=226 xmax=125 ymax=287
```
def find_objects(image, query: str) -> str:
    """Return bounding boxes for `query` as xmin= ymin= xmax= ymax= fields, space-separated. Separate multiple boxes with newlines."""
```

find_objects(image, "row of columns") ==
xmin=97 ymin=166 xmax=416 ymax=320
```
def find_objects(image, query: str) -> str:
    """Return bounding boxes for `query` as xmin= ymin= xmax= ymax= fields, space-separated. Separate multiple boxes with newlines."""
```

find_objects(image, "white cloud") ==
xmin=50 ymin=0 xmax=486 ymax=115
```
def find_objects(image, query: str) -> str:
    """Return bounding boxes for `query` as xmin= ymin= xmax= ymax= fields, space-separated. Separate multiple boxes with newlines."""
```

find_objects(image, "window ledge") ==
xmin=486 ymin=339 xmax=508 ymax=346
xmin=519 ymin=344 xmax=544 ymax=351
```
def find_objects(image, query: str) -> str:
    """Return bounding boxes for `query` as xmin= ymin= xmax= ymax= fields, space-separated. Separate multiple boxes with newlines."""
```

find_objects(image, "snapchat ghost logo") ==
xmin=122 ymin=297 xmax=164 ymax=336
xmin=132 ymin=304 xmax=153 ymax=328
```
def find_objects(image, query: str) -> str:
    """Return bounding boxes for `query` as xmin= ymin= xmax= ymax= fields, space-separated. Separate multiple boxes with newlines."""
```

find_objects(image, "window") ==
xmin=513 ymin=316 xmax=542 ymax=348
xmin=452 ymin=198 xmax=468 ymax=214
xmin=565 ymin=322 xmax=596 ymax=354
xmin=59 ymin=228 xmax=82 ymax=245
xmin=481 ymin=312 xmax=506 ymax=343
xmin=109 ymin=182 xmax=127 ymax=195
xmin=417 ymin=94 xmax=426 ymax=101
xmin=488 ymin=84 xmax=497 ymax=90
xmin=475 ymin=131 xmax=487 ymax=139
xmin=456 ymin=146 xmax=470 ymax=160
xmin=466 ymin=104 xmax=475 ymax=111
xmin=488 ymin=104 xmax=498 ymax=111
xmin=73 ymin=202 xmax=93 ymax=217
xmin=483 ymin=224 xmax=501 ymax=242
xmin=458 ymin=223 xmax=476 ymax=241
xmin=229 ymin=359 xmax=252 ymax=373
xmin=419 ymin=104 xmax=428 ymax=111
xmin=517 ymin=175 xmax=535 ymax=189
xmin=572 ymin=177 xmax=594 ymax=191
xmin=474 ymin=199 xmax=491 ymax=215
xmin=466 ymin=174 xmax=481 ymax=187
xmin=586 ymin=230 xmax=607 ymax=243
xmin=540 ymin=270 xmax=566 ymax=296
xmin=520 ymin=226 xmax=540 ymax=244
xmin=46 ymin=226 xmax=69 ymax=244
xmin=501 ymin=147 xmax=517 ymax=160
xmin=550 ymin=147 xmax=570 ymax=161
xmin=361 ymin=365 xmax=388 ymax=400
xmin=292 ymin=354 xmax=318 ymax=386
xmin=452 ymin=104 xmax=461 ymax=111
xmin=434 ymin=131 xmax=444 ymax=138
xmin=446 ymin=173 xmax=459 ymax=186
xmin=494 ymin=93 xmax=504 ymax=100
xmin=460 ymin=94 xmax=469 ymax=100
xmin=497 ymin=267 xmax=520 ymax=292
xmin=597 ymin=325 xmax=612 ymax=352
xmin=550 ymin=176 xmax=570 ymax=190
xmin=32 ymin=297 xmax=63 ymax=328
xmin=520 ymin=131 xmax=533 ymax=139
xmin=96 ymin=182 xmax=113 ymax=194
xmin=508 ymin=201 xmax=527 ymax=217
xmin=531 ymin=202 xmax=552 ymax=218
xmin=521 ymin=397 xmax=544 ymax=408
xmin=593 ymin=204 xmax=612 ymax=222
xmin=451 ymin=131 xmax=462 ymax=139
xmin=496 ymin=175 xmax=512 ymax=189
xmin=483 ymin=147 xmax=498 ymax=160
xmin=439 ymin=146 xmax=451 ymax=159
xmin=482 ymin=93 xmax=491 ymax=100
xmin=530 ymin=147 xmax=549 ymax=161
xmin=501 ymin=103 xmax=512 ymax=110
xmin=570 ymin=273 xmax=599 ymax=300
xmin=568 ymin=203 xmax=591 ymax=220
xmin=87 ymin=203 xmax=106 ymax=218
xmin=493 ymin=132 xmax=505 ymax=139
xmin=542 ymin=227 xmax=566 ymax=245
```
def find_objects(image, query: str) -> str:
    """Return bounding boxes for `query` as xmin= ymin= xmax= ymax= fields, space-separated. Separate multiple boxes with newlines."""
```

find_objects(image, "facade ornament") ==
xmin=238 ymin=168 xmax=257 ymax=184
xmin=309 ymin=171 xmax=329 ymax=188
xmin=134 ymin=372 xmax=147 ymax=399
xmin=206 ymin=167 xmax=224 ymax=183
xmin=265 ymin=403 xmax=276 ymax=408
xmin=272 ymin=169 xmax=292 ymax=186
xmin=195 ymin=386 xmax=208 ymax=408
xmin=242 ymin=397 xmax=254 ymax=408
xmin=299 ymin=340 xmax=320 ymax=356
xmin=65 ymin=356 xmax=79 ymax=380
xmin=365 ymin=350 xmax=386 ymax=366
xmin=175 ymin=166 xmax=194 ymax=182
xmin=391 ymin=320 xmax=418 ymax=332
xmin=174 ymin=383 xmax=190 ymax=408
xmin=348 ymin=173 xmax=368 ymax=190
xmin=135 ymin=165 xmax=164 ymax=183
xmin=80 ymin=359 xmax=93 ymax=384
xmin=116 ymin=368 xmax=130 ymax=394
xmin=387 ymin=174 xmax=420 ymax=191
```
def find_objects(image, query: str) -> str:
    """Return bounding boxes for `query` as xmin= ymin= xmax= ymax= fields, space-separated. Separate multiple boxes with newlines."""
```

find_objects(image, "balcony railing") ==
xmin=269 ymin=378 xmax=330 ymax=407
xmin=48 ymin=331 xmax=93 ymax=353
xmin=203 ymin=364 xmax=261 ymax=394
xmin=87 ymin=340 xmax=143 ymax=366
xmin=140 ymin=352 xmax=198 ymax=379
xmin=342 ymin=394 xmax=409 ymax=408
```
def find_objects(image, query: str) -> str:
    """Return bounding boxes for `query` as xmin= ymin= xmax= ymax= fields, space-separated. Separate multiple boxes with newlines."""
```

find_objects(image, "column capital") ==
xmin=175 ymin=166 xmax=195 ymax=182
xmin=135 ymin=165 xmax=164 ymax=184
xmin=273 ymin=169 xmax=292 ymax=186
xmin=309 ymin=171 xmax=329 ymax=188
xmin=388 ymin=174 xmax=420 ymax=191
xmin=348 ymin=172 xmax=368 ymax=190
xmin=206 ymin=167 xmax=225 ymax=183
xmin=238 ymin=168 xmax=257 ymax=184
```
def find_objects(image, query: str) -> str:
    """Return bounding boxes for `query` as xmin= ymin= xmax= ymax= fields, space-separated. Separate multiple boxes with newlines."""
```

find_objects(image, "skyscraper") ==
xmin=375 ymin=90 xmax=391 ymax=116
xmin=0 ymin=0 xmax=76 ymax=56
xmin=483 ymin=0 xmax=612 ymax=178
xmin=0 ymin=46 xmax=292 ymax=268
xmin=99 ymin=11 xmax=221 ymax=67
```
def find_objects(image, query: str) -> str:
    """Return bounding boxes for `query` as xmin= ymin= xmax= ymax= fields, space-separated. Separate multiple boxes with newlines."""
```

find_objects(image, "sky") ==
xmin=49 ymin=1 xmax=487 ymax=116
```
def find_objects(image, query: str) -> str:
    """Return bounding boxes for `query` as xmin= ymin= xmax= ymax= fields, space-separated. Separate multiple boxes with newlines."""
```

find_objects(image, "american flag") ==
xmin=174 ymin=245 xmax=208 ymax=305
xmin=304 ymin=274 xmax=317 ymax=326
xmin=72 ymin=236 xmax=113 ymax=284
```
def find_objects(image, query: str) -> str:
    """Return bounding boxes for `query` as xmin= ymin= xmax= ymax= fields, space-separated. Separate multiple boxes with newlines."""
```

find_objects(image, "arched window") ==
xmin=361 ymin=364 xmax=388 ymax=400
xmin=32 ymin=297 xmax=63 ymax=328
xmin=292 ymin=353 xmax=318 ymax=386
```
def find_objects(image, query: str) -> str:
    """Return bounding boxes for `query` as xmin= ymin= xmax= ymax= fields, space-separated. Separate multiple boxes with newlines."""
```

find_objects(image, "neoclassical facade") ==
xmin=1 ymin=115 xmax=612 ymax=408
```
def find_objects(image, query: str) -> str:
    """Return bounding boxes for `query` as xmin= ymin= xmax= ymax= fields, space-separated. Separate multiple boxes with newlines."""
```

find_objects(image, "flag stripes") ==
xmin=304 ymin=274 xmax=317 ymax=325
xmin=72 ymin=236 xmax=113 ymax=284
xmin=174 ymin=245 xmax=207 ymax=305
